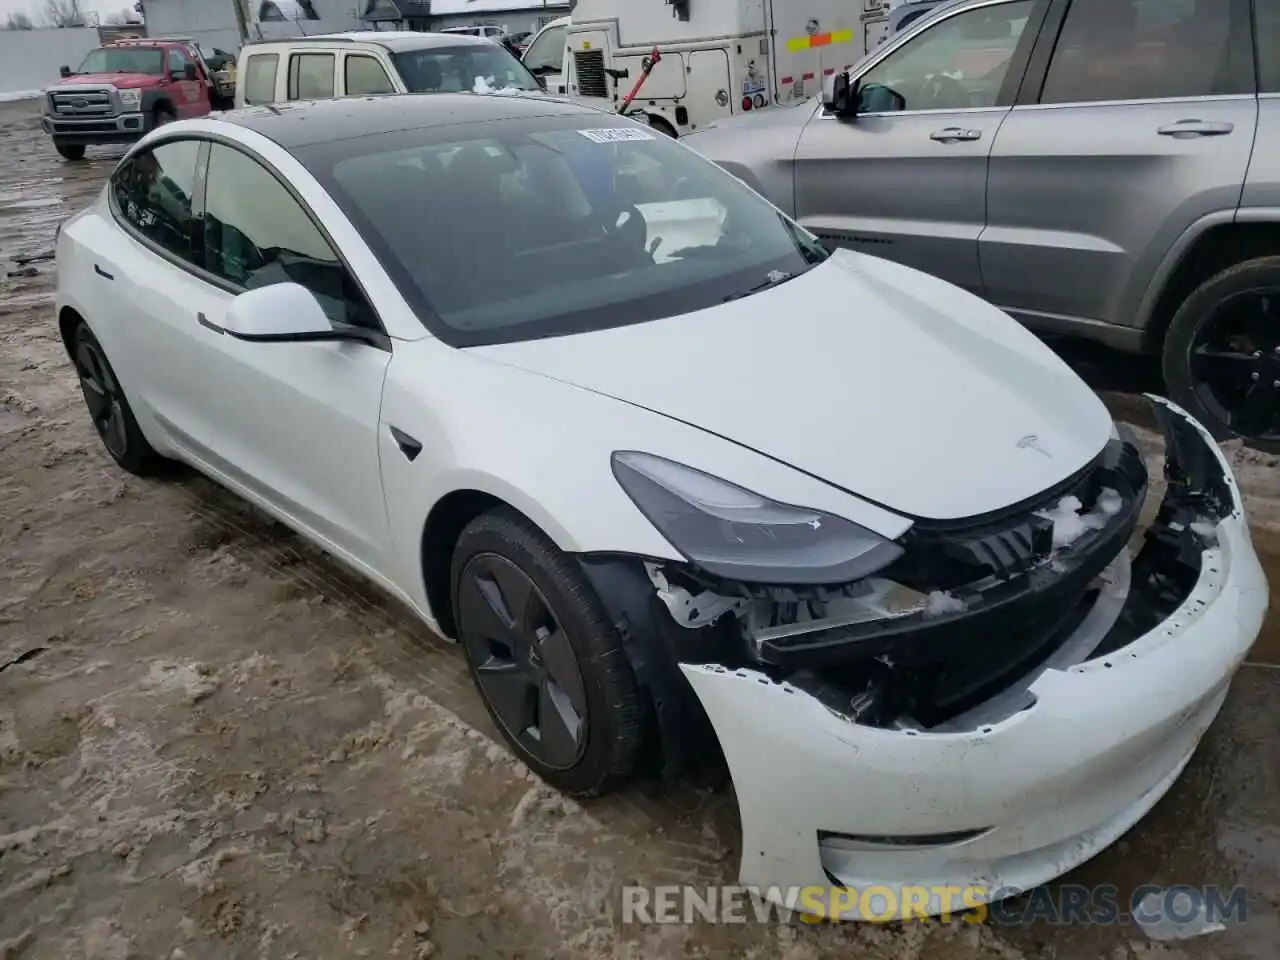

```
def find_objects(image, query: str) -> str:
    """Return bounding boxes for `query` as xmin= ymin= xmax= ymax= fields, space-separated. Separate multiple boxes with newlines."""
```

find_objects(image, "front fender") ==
xmin=376 ymin=339 xmax=909 ymax=616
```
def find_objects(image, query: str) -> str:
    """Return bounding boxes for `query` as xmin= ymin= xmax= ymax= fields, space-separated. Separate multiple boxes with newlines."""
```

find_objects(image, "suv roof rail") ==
xmin=242 ymin=35 xmax=363 ymax=46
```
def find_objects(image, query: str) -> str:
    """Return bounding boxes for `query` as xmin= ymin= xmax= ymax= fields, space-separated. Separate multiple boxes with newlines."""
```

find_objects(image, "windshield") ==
xmin=300 ymin=115 xmax=829 ymax=346
xmin=392 ymin=45 xmax=540 ymax=93
xmin=76 ymin=47 xmax=165 ymax=75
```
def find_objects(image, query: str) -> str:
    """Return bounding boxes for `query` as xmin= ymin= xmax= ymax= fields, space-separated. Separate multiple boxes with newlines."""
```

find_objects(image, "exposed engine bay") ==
xmin=591 ymin=402 xmax=1237 ymax=769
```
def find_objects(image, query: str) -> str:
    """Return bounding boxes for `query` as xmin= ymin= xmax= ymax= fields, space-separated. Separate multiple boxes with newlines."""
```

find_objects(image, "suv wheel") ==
xmin=1164 ymin=256 xmax=1280 ymax=453
xmin=54 ymin=141 xmax=86 ymax=161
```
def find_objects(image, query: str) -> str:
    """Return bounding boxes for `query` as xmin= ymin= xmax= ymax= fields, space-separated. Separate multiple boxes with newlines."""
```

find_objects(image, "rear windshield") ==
xmin=299 ymin=115 xmax=828 ymax=347
xmin=76 ymin=48 xmax=165 ymax=75
xmin=392 ymin=45 xmax=539 ymax=93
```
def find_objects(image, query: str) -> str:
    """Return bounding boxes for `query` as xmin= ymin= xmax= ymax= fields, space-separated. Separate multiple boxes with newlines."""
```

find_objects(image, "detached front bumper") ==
xmin=679 ymin=398 xmax=1269 ymax=919
xmin=41 ymin=111 xmax=150 ymax=144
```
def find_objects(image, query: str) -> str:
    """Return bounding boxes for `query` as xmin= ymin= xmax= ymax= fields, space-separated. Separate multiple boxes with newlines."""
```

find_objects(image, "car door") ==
xmin=179 ymin=141 xmax=394 ymax=571
xmin=166 ymin=47 xmax=204 ymax=117
xmin=792 ymin=0 xmax=1048 ymax=296
xmin=95 ymin=138 xmax=209 ymax=420
xmin=982 ymin=0 xmax=1257 ymax=339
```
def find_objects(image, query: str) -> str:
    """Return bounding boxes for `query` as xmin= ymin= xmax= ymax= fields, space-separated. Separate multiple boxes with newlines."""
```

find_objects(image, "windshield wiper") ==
xmin=722 ymin=270 xmax=795 ymax=303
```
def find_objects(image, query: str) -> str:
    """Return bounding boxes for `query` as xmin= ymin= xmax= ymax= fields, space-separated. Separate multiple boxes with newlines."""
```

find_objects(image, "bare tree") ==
xmin=43 ymin=0 xmax=86 ymax=27
xmin=3 ymin=11 xmax=37 ymax=29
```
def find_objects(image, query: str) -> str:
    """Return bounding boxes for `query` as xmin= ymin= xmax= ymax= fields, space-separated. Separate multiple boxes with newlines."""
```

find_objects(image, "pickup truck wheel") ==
xmin=1163 ymin=256 xmax=1280 ymax=453
xmin=54 ymin=142 xmax=86 ymax=161
xmin=153 ymin=105 xmax=176 ymax=127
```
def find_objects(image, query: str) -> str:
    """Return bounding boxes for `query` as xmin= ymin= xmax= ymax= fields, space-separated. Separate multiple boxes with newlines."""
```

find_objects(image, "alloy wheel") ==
xmin=74 ymin=338 xmax=128 ymax=460
xmin=457 ymin=554 xmax=588 ymax=770
xmin=1188 ymin=290 xmax=1280 ymax=446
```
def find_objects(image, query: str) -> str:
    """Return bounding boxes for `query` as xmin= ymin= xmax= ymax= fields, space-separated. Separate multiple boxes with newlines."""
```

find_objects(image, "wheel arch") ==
xmin=57 ymin=304 xmax=86 ymax=360
xmin=1140 ymin=218 xmax=1280 ymax=354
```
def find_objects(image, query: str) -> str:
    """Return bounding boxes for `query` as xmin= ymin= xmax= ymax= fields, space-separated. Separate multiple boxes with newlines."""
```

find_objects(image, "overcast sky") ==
xmin=0 ymin=0 xmax=138 ymax=23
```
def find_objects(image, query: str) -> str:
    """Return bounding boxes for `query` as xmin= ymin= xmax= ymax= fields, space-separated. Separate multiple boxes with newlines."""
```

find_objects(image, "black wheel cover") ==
xmin=457 ymin=553 xmax=589 ymax=770
xmin=74 ymin=337 xmax=128 ymax=460
xmin=1188 ymin=290 xmax=1280 ymax=445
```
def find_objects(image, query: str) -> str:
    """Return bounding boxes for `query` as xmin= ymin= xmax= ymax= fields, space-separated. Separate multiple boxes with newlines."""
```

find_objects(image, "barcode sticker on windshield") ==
xmin=578 ymin=127 xmax=657 ymax=143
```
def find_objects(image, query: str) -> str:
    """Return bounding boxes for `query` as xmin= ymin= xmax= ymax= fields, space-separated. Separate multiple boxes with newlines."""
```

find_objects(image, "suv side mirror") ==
xmin=824 ymin=71 xmax=857 ymax=119
xmin=183 ymin=63 xmax=198 ymax=81
xmin=59 ymin=65 xmax=72 ymax=78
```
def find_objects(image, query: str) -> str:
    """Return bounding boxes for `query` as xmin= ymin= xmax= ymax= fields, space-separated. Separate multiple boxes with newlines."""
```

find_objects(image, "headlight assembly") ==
xmin=117 ymin=89 xmax=142 ymax=110
xmin=611 ymin=451 xmax=904 ymax=585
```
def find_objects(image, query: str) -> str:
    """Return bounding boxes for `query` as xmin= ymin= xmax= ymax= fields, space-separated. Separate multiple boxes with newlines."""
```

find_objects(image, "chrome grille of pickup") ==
xmin=50 ymin=88 xmax=113 ymax=116
xmin=573 ymin=49 xmax=608 ymax=98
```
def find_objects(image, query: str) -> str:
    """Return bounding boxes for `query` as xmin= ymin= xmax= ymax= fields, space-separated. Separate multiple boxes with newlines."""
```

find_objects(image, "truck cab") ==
xmin=521 ymin=15 xmax=570 ymax=95
xmin=559 ymin=0 xmax=862 ymax=137
xmin=40 ymin=39 xmax=217 ymax=161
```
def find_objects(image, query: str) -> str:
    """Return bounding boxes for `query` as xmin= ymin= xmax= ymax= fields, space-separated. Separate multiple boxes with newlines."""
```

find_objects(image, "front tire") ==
xmin=1163 ymin=257 xmax=1280 ymax=453
xmin=71 ymin=321 xmax=167 ymax=476
xmin=153 ymin=105 xmax=176 ymax=128
xmin=54 ymin=141 xmax=86 ymax=161
xmin=451 ymin=507 xmax=647 ymax=797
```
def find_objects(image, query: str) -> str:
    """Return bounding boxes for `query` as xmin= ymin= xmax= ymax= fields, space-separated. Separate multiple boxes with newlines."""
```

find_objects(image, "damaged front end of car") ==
xmin=579 ymin=396 xmax=1244 ymax=780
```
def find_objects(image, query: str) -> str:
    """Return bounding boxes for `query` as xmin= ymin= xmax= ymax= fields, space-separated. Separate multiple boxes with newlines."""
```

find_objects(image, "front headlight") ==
xmin=611 ymin=451 xmax=904 ymax=585
xmin=117 ymin=88 xmax=141 ymax=110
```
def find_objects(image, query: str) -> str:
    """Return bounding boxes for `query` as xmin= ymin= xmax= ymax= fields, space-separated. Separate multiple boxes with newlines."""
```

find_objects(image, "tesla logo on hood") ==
xmin=1016 ymin=434 xmax=1052 ymax=458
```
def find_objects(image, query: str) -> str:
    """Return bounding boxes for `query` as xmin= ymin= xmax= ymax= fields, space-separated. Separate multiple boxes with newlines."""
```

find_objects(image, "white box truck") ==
xmin=548 ymin=0 xmax=873 ymax=137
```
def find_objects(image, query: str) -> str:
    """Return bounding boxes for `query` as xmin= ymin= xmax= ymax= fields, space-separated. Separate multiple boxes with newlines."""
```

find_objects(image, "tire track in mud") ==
xmin=169 ymin=477 xmax=739 ymax=887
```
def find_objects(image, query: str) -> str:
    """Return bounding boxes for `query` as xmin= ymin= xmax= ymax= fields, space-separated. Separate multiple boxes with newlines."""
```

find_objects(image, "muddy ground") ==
xmin=1 ymin=97 xmax=1278 ymax=960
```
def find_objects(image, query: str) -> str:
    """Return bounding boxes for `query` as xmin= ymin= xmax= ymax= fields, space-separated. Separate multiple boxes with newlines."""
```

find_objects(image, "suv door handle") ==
xmin=930 ymin=127 xmax=982 ymax=142
xmin=94 ymin=264 xmax=114 ymax=280
xmin=1157 ymin=119 xmax=1234 ymax=137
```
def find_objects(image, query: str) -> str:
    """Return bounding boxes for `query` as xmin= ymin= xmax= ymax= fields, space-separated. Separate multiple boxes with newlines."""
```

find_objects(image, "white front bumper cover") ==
xmin=679 ymin=398 xmax=1270 ymax=920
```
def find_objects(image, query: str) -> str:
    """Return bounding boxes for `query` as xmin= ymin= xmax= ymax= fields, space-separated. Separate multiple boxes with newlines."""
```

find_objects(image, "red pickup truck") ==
xmin=40 ymin=39 xmax=220 ymax=161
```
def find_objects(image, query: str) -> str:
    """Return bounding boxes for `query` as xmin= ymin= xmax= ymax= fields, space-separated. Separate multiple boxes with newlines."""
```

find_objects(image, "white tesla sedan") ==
xmin=55 ymin=94 xmax=1269 ymax=919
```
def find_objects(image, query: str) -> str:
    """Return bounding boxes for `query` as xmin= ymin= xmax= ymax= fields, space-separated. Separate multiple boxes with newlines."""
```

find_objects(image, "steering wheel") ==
xmin=918 ymin=73 xmax=970 ymax=110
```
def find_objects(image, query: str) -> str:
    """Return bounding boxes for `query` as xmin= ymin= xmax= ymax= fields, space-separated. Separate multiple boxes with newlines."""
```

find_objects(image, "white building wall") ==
xmin=0 ymin=27 xmax=102 ymax=100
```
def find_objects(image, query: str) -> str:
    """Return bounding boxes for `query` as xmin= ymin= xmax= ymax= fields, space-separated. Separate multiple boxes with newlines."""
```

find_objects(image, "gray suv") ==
xmin=683 ymin=0 xmax=1280 ymax=452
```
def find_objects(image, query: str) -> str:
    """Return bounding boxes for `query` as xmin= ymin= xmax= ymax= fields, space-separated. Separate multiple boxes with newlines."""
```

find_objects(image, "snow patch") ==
xmin=1035 ymin=495 xmax=1111 ymax=550
xmin=0 ymin=90 xmax=42 ymax=104
xmin=472 ymin=75 xmax=525 ymax=96
xmin=1096 ymin=487 xmax=1123 ymax=517
xmin=924 ymin=591 xmax=967 ymax=618
xmin=1190 ymin=521 xmax=1219 ymax=541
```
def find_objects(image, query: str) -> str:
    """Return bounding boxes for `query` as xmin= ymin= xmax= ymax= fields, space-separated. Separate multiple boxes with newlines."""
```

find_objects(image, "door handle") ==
xmin=94 ymin=264 xmax=114 ymax=280
xmin=930 ymin=127 xmax=982 ymax=142
xmin=196 ymin=311 xmax=226 ymax=334
xmin=389 ymin=426 xmax=422 ymax=462
xmin=1157 ymin=119 xmax=1234 ymax=138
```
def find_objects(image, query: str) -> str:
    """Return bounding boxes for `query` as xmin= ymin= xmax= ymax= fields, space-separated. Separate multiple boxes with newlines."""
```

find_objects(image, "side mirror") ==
xmin=823 ymin=71 xmax=856 ymax=118
xmin=183 ymin=63 xmax=198 ymax=81
xmin=213 ymin=283 xmax=380 ymax=346
xmin=858 ymin=82 xmax=907 ymax=114
xmin=59 ymin=65 xmax=72 ymax=78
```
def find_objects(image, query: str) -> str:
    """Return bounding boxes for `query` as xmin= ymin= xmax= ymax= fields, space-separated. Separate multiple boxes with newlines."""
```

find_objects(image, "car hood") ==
xmin=686 ymin=98 xmax=818 ymax=137
xmin=472 ymin=250 xmax=1113 ymax=521
xmin=56 ymin=73 xmax=162 ymax=89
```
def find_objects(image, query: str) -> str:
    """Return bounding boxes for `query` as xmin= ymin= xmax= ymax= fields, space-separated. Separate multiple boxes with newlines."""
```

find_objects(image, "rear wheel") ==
xmin=451 ymin=507 xmax=647 ymax=797
xmin=71 ymin=321 xmax=167 ymax=476
xmin=54 ymin=141 xmax=85 ymax=161
xmin=1163 ymin=257 xmax=1280 ymax=453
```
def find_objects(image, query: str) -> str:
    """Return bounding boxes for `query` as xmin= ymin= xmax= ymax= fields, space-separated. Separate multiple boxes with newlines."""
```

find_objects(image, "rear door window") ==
xmin=288 ymin=52 xmax=336 ymax=100
xmin=1038 ymin=0 xmax=1250 ymax=104
xmin=110 ymin=139 xmax=204 ymax=265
